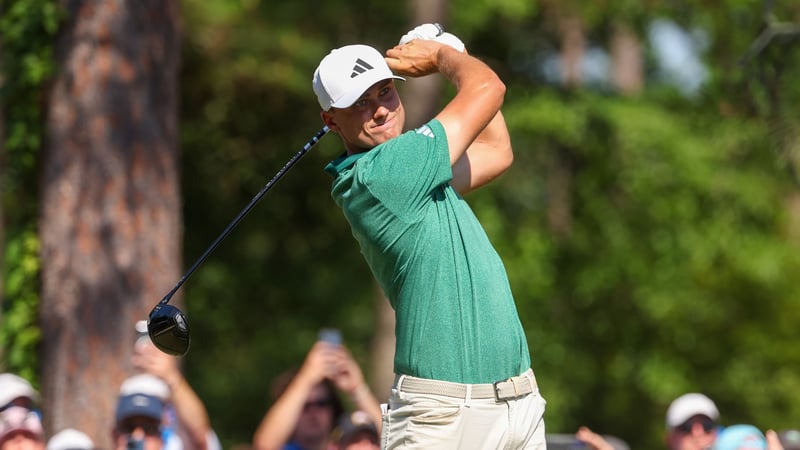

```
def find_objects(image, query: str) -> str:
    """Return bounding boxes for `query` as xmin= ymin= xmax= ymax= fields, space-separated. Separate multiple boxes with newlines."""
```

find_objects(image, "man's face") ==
xmin=341 ymin=430 xmax=380 ymax=450
xmin=113 ymin=416 xmax=163 ymax=450
xmin=322 ymin=79 xmax=405 ymax=154
xmin=665 ymin=415 xmax=717 ymax=450
xmin=0 ymin=406 xmax=44 ymax=450
xmin=0 ymin=432 xmax=44 ymax=450
xmin=294 ymin=384 xmax=336 ymax=444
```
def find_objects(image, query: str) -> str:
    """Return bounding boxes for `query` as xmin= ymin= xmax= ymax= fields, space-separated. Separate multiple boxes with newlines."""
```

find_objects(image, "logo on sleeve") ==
xmin=415 ymin=125 xmax=435 ymax=138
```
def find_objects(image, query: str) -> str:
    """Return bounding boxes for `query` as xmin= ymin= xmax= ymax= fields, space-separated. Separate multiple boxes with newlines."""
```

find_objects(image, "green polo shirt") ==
xmin=325 ymin=119 xmax=530 ymax=384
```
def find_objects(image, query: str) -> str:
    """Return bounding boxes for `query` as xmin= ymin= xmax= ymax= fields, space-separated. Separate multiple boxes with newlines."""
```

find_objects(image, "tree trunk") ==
xmin=610 ymin=21 xmax=643 ymax=96
xmin=548 ymin=10 xmax=585 ymax=237
xmin=545 ymin=149 xmax=573 ymax=237
xmin=558 ymin=15 xmax=585 ymax=88
xmin=40 ymin=1 xmax=181 ymax=447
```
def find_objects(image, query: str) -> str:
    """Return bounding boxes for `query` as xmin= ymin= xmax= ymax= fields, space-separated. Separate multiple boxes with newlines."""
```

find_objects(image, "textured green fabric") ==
xmin=325 ymin=119 xmax=530 ymax=384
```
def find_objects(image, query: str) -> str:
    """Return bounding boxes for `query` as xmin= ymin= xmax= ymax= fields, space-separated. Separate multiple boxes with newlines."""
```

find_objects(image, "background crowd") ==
xmin=0 ymin=324 xmax=381 ymax=450
xmin=3 ymin=325 xmax=800 ymax=450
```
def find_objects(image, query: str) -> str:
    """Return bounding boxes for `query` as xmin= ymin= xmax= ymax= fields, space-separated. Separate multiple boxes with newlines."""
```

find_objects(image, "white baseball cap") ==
xmin=118 ymin=374 xmax=170 ymax=400
xmin=0 ymin=406 xmax=43 ymax=444
xmin=666 ymin=393 xmax=720 ymax=428
xmin=46 ymin=428 xmax=95 ymax=450
xmin=312 ymin=44 xmax=404 ymax=111
xmin=0 ymin=373 xmax=39 ymax=408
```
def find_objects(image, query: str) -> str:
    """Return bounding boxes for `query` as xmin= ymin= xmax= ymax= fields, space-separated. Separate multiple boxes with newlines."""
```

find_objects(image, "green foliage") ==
xmin=0 ymin=229 xmax=41 ymax=380
xmin=0 ymin=0 xmax=61 ymax=224
xmin=0 ymin=0 xmax=60 ymax=381
xmin=450 ymin=0 xmax=538 ymax=33
xmin=494 ymin=87 xmax=800 ymax=447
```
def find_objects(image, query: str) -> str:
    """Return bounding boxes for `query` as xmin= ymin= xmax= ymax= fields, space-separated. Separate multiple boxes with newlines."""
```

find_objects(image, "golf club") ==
xmin=148 ymin=126 xmax=330 ymax=355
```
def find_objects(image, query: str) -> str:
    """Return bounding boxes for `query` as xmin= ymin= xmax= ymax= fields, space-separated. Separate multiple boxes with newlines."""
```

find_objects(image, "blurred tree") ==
xmin=39 ymin=0 xmax=182 ymax=447
xmin=610 ymin=21 xmax=643 ymax=95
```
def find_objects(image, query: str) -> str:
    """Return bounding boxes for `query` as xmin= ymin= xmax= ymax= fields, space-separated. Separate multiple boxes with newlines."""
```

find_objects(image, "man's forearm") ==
xmin=168 ymin=376 xmax=211 ymax=450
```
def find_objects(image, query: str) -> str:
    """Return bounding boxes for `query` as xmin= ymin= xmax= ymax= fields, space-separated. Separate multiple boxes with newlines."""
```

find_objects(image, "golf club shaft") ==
xmin=158 ymin=126 xmax=330 ymax=305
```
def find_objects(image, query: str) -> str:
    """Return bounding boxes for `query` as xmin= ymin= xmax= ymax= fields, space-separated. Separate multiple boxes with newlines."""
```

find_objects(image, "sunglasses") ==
xmin=118 ymin=420 xmax=162 ymax=437
xmin=302 ymin=399 xmax=332 ymax=412
xmin=676 ymin=417 xmax=716 ymax=434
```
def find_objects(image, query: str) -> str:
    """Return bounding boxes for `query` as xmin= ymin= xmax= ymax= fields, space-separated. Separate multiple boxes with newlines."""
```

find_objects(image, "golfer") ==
xmin=313 ymin=26 xmax=545 ymax=449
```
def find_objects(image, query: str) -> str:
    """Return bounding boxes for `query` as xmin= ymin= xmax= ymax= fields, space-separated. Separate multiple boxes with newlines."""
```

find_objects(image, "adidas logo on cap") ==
xmin=350 ymin=58 xmax=374 ymax=78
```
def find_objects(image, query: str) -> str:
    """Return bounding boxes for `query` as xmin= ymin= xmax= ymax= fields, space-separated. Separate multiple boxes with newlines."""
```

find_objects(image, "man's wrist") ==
xmin=161 ymin=371 xmax=186 ymax=391
xmin=350 ymin=383 xmax=372 ymax=402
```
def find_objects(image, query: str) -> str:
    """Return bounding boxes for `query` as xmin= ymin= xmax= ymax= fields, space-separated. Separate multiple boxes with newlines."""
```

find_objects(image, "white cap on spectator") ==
xmin=666 ymin=393 xmax=720 ymax=428
xmin=0 ymin=406 xmax=43 ymax=444
xmin=46 ymin=428 xmax=95 ymax=450
xmin=118 ymin=374 xmax=170 ymax=400
xmin=0 ymin=373 xmax=39 ymax=407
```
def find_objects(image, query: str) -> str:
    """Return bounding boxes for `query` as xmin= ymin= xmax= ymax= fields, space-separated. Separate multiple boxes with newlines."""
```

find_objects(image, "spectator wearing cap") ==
xmin=332 ymin=411 xmax=378 ymax=450
xmin=46 ymin=428 xmax=95 ymax=450
xmin=112 ymin=377 xmax=166 ymax=450
xmin=0 ymin=374 xmax=39 ymax=412
xmin=132 ymin=325 xmax=221 ymax=450
xmin=0 ymin=405 xmax=44 ymax=450
xmin=712 ymin=424 xmax=768 ymax=450
xmin=665 ymin=393 xmax=721 ymax=450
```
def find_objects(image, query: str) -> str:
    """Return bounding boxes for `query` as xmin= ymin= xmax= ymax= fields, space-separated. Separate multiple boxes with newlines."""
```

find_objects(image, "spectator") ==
xmin=112 ymin=377 xmax=166 ymax=450
xmin=665 ymin=393 xmax=721 ymax=450
xmin=712 ymin=424 xmax=769 ymax=450
xmin=46 ymin=429 xmax=95 ymax=450
xmin=0 ymin=374 xmax=38 ymax=411
xmin=0 ymin=405 xmax=44 ymax=450
xmin=252 ymin=339 xmax=382 ymax=450
xmin=332 ymin=411 xmax=379 ymax=450
xmin=133 ymin=321 xmax=221 ymax=450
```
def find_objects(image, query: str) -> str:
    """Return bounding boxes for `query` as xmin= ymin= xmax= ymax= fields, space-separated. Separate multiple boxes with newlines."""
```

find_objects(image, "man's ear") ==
xmin=321 ymin=111 xmax=339 ymax=133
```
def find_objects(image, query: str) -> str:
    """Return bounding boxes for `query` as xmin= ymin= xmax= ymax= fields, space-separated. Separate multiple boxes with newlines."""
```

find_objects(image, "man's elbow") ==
xmin=486 ymin=76 xmax=506 ymax=112
xmin=498 ymin=143 xmax=514 ymax=175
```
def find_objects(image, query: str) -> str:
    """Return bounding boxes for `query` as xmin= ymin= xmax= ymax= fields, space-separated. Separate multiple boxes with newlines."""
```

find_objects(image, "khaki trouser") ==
xmin=381 ymin=369 xmax=547 ymax=450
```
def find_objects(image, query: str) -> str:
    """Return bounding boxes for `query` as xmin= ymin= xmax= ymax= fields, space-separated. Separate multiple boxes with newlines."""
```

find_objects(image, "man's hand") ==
xmin=386 ymin=39 xmax=462 ymax=78
xmin=296 ymin=341 xmax=338 ymax=385
xmin=328 ymin=346 xmax=365 ymax=394
xmin=133 ymin=337 xmax=183 ymax=388
xmin=576 ymin=427 xmax=616 ymax=450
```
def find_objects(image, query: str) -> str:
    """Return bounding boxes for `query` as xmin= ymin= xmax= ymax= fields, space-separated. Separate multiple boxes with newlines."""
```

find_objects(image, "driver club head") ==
xmin=147 ymin=304 xmax=190 ymax=356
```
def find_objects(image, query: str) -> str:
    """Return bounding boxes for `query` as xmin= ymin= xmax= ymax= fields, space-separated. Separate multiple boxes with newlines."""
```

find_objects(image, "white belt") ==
xmin=394 ymin=369 xmax=536 ymax=401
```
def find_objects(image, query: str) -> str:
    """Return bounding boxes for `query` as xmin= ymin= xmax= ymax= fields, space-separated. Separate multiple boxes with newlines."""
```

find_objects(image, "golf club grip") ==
xmin=158 ymin=126 xmax=330 ymax=305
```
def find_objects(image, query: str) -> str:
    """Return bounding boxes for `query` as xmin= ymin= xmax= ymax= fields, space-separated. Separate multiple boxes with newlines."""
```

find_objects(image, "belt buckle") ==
xmin=492 ymin=380 xmax=504 ymax=401
xmin=493 ymin=377 xmax=524 ymax=401
xmin=493 ymin=378 xmax=516 ymax=401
